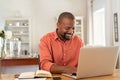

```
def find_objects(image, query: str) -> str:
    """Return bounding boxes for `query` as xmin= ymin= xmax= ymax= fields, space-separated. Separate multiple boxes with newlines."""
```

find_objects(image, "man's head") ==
xmin=57 ymin=12 xmax=75 ymax=41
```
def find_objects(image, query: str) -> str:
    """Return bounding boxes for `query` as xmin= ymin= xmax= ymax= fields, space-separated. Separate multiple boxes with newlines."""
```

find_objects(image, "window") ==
xmin=93 ymin=8 xmax=106 ymax=46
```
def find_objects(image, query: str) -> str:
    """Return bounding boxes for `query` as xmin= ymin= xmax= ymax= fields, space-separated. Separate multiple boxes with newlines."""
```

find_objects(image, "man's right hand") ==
xmin=63 ymin=66 xmax=77 ymax=74
xmin=50 ymin=64 xmax=77 ymax=74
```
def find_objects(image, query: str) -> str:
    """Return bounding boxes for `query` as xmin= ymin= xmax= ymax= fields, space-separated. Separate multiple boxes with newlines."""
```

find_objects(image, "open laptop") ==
xmin=62 ymin=46 xmax=119 ymax=79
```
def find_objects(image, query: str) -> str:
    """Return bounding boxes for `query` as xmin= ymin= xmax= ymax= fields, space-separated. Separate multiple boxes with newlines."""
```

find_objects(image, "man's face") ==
xmin=57 ymin=18 xmax=75 ymax=40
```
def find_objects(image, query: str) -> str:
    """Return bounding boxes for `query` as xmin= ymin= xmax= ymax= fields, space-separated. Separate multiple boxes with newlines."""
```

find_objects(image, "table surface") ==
xmin=1 ymin=69 xmax=120 ymax=80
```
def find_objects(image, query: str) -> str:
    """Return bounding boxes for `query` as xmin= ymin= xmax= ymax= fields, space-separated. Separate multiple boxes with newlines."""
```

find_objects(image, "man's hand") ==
xmin=63 ymin=66 xmax=77 ymax=74
xmin=50 ymin=64 xmax=77 ymax=74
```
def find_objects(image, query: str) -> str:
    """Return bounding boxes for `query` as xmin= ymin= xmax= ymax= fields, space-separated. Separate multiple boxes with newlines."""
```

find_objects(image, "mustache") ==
xmin=64 ymin=33 xmax=73 ymax=35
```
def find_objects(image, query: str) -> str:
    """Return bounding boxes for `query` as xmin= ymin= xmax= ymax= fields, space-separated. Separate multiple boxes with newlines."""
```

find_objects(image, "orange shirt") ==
xmin=40 ymin=31 xmax=83 ymax=71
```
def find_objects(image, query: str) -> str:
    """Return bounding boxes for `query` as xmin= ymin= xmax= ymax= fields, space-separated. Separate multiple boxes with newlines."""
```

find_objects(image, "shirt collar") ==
xmin=53 ymin=29 xmax=59 ymax=40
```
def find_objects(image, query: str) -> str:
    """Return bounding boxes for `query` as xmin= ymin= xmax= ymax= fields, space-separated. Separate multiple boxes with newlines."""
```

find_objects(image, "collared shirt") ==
xmin=39 ymin=30 xmax=83 ymax=71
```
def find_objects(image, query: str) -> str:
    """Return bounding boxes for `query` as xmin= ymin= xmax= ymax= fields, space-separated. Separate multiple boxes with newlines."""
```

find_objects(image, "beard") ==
xmin=62 ymin=33 xmax=73 ymax=40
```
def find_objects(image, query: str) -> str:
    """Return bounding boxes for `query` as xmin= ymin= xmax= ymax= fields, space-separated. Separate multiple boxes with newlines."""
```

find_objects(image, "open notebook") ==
xmin=18 ymin=70 xmax=52 ymax=79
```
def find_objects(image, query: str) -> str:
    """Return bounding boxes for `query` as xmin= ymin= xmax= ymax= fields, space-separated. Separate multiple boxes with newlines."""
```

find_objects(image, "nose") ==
xmin=68 ymin=28 xmax=74 ymax=34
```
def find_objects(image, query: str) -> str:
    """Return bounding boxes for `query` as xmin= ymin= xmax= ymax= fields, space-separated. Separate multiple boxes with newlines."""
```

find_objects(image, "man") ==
xmin=40 ymin=12 xmax=83 ymax=74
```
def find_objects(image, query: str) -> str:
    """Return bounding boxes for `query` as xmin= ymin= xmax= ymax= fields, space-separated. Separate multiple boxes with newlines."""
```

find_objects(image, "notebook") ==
xmin=18 ymin=70 xmax=52 ymax=79
xmin=62 ymin=46 xmax=119 ymax=79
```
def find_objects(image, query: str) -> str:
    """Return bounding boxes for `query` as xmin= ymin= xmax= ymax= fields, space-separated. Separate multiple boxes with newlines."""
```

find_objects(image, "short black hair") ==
xmin=58 ymin=12 xmax=75 ymax=23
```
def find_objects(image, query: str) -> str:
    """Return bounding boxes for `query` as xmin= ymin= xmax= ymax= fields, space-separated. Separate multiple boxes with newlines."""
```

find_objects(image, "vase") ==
xmin=10 ymin=38 xmax=21 ymax=57
xmin=0 ymin=37 xmax=6 ymax=58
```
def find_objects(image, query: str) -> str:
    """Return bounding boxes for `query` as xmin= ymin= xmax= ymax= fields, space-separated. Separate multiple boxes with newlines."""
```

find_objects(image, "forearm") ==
xmin=50 ymin=64 xmax=77 ymax=74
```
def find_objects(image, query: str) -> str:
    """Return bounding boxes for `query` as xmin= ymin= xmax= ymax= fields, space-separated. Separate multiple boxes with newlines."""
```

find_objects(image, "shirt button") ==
xmin=64 ymin=63 xmax=66 ymax=66
xmin=64 ymin=53 xmax=66 ymax=56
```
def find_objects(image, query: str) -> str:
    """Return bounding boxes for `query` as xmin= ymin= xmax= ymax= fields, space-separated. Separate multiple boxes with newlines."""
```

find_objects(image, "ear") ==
xmin=57 ymin=22 xmax=60 ymax=29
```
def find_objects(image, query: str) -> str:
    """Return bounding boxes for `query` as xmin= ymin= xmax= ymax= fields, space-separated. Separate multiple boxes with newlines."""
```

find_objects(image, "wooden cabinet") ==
xmin=0 ymin=57 xmax=38 ymax=66
xmin=0 ymin=57 xmax=39 ymax=74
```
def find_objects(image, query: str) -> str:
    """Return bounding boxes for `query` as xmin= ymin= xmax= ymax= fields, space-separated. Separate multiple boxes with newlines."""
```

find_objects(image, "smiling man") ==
xmin=39 ymin=12 xmax=83 ymax=74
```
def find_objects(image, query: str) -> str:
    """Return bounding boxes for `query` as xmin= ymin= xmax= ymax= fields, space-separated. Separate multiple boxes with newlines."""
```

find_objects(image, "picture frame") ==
xmin=114 ymin=13 xmax=119 ymax=42
xmin=75 ymin=19 xmax=81 ymax=26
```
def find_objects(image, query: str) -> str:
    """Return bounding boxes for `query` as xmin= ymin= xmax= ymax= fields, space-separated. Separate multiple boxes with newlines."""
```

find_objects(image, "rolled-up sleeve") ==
xmin=39 ymin=37 xmax=54 ymax=71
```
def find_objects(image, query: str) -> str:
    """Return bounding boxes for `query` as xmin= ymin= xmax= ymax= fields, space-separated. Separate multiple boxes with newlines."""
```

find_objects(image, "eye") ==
xmin=65 ymin=27 xmax=70 ymax=30
xmin=65 ymin=27 xmax=74 ymax=30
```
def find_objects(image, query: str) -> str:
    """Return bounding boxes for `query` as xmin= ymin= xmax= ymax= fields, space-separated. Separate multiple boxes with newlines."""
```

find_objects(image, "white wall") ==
xmin=112 ymin=0 xmax=120 ymax=12
xmin=93 ymin=0 xmax=105 ymax=11
xmin=0 ymin=0 xmax=33 ymax=23
xmin=0 ymin=0 xmax=34 ymax=52
xmin=0 ymin=0 xmax=87 ymax=52
xmin=105 ymin=0 xmax=113 ymax=46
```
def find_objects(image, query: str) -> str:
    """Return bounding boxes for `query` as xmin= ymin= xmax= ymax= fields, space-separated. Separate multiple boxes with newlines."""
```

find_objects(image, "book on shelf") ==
xmin=18 ymin=70 xmax=52 ymax=79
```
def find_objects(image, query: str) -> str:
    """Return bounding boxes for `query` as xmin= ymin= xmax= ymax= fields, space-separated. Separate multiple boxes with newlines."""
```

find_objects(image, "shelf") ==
xmin=21 ymin=42 xmax=29 ymax=44
xmin=13 ymin=33 xmax=29 ymax=36
xmin=7 ymin=26 xmax=29 ymax=28
xmin=5 ymin=18 xmax=31 ymax=53
xmin=6 ymin=42 xmax=29 ymax=44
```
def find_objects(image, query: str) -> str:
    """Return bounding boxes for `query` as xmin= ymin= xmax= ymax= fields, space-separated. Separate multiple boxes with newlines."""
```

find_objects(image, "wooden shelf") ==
xmin=0 ymin=57 xmax=39 ymax=66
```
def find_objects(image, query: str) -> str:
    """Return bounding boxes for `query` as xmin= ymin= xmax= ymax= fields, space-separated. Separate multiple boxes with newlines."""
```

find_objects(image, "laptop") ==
xmin=62 ymin=46 xmax=119 ymax=79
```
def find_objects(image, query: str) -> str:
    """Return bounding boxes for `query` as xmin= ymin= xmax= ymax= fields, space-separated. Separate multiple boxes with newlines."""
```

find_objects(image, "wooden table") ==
xmin=0 ymin=69 xmax=120 ymax=80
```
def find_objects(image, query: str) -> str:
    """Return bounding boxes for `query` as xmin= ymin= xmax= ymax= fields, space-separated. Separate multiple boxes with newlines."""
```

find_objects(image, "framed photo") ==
xmin=114 ymin=13 xmax=119 ymax=42
xmin=75 ymin=19 xmax=81 ymax=26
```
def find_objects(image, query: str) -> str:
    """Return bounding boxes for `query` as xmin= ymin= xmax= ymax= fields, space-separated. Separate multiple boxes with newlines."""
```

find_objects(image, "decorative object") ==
xmin=114 ymin=13 xmax=119 ymax=42
xmin=0 ymin=30 xmax=12 ymax=58
xmin=0 ymin=37 xmax=5 ymax=58
xmin=10 ymin=38 xmax=21 ymax=57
